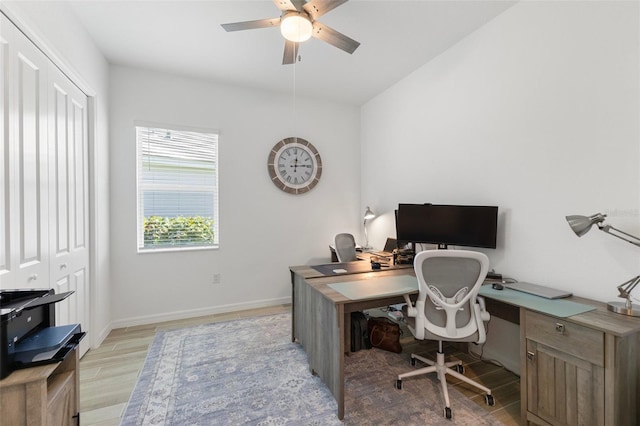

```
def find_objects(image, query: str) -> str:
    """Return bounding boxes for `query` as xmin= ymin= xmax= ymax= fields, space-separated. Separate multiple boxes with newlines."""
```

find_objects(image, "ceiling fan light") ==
xmin=280 ymin=13 xmax=312 ymax=43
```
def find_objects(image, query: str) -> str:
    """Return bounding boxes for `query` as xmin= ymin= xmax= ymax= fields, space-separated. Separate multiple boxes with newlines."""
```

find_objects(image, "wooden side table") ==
xmin=0 ymin=347 xmax=79 ymax=425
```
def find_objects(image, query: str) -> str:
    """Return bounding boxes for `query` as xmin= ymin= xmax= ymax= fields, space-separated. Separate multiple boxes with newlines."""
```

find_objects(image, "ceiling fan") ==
xmin=221 ymin=0 xmax=360 ymax=65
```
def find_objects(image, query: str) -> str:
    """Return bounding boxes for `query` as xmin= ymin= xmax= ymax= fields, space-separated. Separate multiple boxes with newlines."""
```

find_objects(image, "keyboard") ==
xmin=504 ymin=282 xmax=572 ymax=299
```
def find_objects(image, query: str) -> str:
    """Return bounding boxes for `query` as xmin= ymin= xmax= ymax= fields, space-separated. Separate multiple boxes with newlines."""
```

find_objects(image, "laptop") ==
xmin=503 ymin=282 xmax=572 ymax=299
xmin=370 ymin=238 xmax=397 ymax=258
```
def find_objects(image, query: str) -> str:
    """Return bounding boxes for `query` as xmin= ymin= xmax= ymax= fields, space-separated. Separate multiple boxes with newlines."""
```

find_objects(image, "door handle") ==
xmin=28 ymin=274 xmax=38 ymax=281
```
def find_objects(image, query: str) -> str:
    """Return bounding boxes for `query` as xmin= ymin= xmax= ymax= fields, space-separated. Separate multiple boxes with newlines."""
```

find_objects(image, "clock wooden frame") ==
xmin=267 ymin=137 xmax=322 ymax=194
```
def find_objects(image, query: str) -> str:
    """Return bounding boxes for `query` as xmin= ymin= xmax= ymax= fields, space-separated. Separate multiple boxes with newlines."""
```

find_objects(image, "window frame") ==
xmin=135 ymin=122 xmax=219 ymax=253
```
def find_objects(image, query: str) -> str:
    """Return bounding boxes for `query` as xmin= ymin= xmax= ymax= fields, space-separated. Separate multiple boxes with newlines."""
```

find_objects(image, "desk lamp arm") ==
xmin=601 ymin=226 xmax=640 ymax=313
xmin=617 ymin=275 xmax=640 ymax=300
xmin=598 ymin=224 xmax=640 ymax=248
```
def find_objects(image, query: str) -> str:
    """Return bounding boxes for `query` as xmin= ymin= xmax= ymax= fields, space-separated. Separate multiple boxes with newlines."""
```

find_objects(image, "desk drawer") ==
xmin=525 ymin=310 xmax=604 ymax=366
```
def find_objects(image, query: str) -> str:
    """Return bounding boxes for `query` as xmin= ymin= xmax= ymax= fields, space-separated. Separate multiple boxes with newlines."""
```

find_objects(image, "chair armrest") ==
xmin=477 ymin=296 xmax=490 ymax=322
xmin=403 ymin=294 xmax=418 ymax=317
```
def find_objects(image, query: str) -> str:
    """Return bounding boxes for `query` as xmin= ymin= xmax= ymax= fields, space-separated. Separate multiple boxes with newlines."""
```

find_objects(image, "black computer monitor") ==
xmin=396 ymin=203 xmax=498 ymax=249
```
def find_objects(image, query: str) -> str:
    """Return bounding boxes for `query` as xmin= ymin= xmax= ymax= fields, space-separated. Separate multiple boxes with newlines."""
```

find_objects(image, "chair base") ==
xmin=395 ymin=345 xmax=495 ymax=419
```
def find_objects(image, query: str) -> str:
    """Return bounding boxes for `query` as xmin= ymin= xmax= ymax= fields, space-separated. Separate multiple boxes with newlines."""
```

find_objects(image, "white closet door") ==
xmin=2 ymin=14 xmax=50 ymax=289
xmin=1 ymin=14 xmax=91 ymax=355
xmin=49 ymin=65 xmax=90 ymax=355
xmin=0 ymin=18 xmax=11 ymax=288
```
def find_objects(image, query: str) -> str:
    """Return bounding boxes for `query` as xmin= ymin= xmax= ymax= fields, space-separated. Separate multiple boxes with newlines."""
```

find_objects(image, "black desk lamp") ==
xmin=566 ymin=213 xmax=640 ymax=317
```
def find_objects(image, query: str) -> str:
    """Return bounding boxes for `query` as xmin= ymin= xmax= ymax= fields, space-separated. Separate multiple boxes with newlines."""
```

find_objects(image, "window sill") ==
xmin=137 ymin=245 xmax=219 ymax=254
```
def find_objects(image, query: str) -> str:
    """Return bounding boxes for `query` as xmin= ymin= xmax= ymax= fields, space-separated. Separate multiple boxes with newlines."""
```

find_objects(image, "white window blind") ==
xmin=136 ymin=125 xmax=219 ymax=251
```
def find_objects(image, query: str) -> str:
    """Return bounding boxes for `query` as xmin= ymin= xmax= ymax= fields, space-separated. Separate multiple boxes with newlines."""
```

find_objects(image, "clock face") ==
xmin=267 ymin=137 xmax=322 ymax=194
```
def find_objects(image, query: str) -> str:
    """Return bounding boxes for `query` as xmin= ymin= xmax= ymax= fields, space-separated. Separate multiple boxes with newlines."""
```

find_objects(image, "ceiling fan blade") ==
xmin=311 ymin=21 xmax=360 ymax=54
xmin=303 ymin=0 xmax=348 ymax=20
xmin=282 ymin=40 xmax=299 ymax=65
xmin=273 ymin=0 xmax=305 ymax=12
xmin=221 ymin=18 xmax=280 ymax=32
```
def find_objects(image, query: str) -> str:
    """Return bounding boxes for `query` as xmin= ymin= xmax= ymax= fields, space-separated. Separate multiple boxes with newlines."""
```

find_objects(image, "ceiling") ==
xmin=67 ymin=0 xmax=515 ymax=105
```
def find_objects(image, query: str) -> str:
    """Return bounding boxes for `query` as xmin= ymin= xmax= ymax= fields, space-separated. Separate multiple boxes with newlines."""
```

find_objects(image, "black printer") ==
xmin=0 ymin=289 xmax=85 ymax=379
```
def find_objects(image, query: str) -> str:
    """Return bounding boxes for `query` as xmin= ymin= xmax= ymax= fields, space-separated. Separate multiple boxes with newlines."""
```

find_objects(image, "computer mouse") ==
xmin=492 ymin=283 xmax=504 ymax=290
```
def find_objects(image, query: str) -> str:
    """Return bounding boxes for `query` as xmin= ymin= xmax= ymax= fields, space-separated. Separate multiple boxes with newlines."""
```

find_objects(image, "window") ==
xmin=136 ymin=125 xmax=219 ymax=251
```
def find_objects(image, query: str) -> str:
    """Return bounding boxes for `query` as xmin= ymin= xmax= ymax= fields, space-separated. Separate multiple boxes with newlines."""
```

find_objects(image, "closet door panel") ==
xmin=71 ymin=98 xmax=87 ymax=250
xmin=14 ymin=33 xmax=49 ymax=288
xmin=52 ymin=83 xmax=70 ymax=256
xmin=49 ymin=65 xmax=90 ymax=355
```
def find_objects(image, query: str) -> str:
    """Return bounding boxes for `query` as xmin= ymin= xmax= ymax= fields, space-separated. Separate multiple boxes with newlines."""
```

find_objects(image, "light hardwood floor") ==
xmin=79 ymin=305 xmax=521 ymax=425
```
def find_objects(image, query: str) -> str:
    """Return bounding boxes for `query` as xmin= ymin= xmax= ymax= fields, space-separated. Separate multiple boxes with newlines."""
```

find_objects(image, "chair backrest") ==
xmin=334 ymin=233 xmax=357 ymax=262
xmin=412 ymin=250 xmax=489 ymax=343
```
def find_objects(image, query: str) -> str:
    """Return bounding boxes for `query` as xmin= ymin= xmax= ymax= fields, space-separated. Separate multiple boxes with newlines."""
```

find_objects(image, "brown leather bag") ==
xmin=368 ymin=317 xmax=402 ymax=353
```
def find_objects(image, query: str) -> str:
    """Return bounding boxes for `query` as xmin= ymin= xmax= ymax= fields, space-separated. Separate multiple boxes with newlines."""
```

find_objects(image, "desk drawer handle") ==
xmin=555 ymin=323 xmax=565 ymax=334
xmin=527 ymin=351 xmax=535 ymax=361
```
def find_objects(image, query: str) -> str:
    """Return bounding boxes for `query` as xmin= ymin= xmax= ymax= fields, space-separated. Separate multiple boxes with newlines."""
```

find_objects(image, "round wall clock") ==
xmin=267 ymin=137 xmax=322 ymax=194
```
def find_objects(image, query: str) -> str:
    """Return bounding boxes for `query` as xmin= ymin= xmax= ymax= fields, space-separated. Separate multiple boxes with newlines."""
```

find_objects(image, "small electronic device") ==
xmin=486 ymin=271 xmax=503 ymax=280
xmin=393 ymin=249 xmax=414 ymax=265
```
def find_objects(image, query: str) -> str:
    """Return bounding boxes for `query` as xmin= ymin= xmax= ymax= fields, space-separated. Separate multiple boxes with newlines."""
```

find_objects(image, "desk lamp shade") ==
xmin=364 ymin=206 xmax=375 ymax=221
xmin=566 ymin=213 xmax=607 ymax=237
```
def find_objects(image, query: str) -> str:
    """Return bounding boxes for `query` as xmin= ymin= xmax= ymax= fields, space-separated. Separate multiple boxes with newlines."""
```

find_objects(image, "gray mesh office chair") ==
xmin=334 ymin=233 xmax=357 ymax=262
xmin=396 ymin=250 xmax=495 ymax=420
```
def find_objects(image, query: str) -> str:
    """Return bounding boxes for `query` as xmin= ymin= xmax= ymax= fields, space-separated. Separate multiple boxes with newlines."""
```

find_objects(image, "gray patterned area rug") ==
xmin=121 ymin=313 xmax=503 ymax=425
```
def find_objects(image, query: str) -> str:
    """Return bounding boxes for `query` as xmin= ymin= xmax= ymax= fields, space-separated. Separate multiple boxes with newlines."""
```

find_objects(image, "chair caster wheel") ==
xmin=444 ymin=407 xmax=452 ymax=419
xmin=410 ymin=357 xmax=416 ymax=366
xmin=455 ymin=364 xmax=464 ymax=374
xmin=395 ymin=379 xmax=403 ymax=389
xmin=485 ymin=394 xmax=495 ymax=406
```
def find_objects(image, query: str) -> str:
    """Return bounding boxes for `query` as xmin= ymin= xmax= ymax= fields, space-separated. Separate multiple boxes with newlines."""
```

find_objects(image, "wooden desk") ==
xmin=291 ymin=263 xmax=640 ymax=424
xmin=289 ymin=265 xmax=415 ymax=420
xmin=480 ymin=287 xmax=640 ymax=426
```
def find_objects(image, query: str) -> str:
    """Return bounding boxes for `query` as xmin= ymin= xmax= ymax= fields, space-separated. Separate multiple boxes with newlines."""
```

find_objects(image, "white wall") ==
xmin=361 ymin=1 xmax=639 ymax=371
xmin=2 ymin=1 xmax=112 ymax=347
xmin=109 ymin=66 xmax=360 ymax=326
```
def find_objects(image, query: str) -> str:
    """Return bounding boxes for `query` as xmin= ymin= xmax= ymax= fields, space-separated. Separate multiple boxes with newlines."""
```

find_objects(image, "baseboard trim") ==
xmin=110 ymin=297 xmax=291 ymax=329
xmin=92 ymin=323 xmax=113 ymax=350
